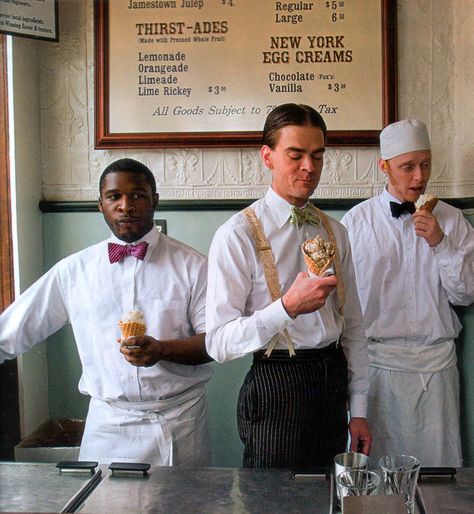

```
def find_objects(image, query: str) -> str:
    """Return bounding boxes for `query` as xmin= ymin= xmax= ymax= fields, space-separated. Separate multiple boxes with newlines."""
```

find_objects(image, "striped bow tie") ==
xmin=108 ymin=241 xmax=148 ymax=263
xmin=289 ymin=204 xmax=320 ymax=229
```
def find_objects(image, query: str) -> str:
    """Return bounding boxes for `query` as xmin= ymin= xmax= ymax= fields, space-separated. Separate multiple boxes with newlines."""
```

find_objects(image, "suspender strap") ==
xmin=243 ymin=207 xmax=295 ymax=357
xmin=314 ymin=206 xmax=345 ymax=316
xmin=243 ymin=207 xmax=281 ymax=303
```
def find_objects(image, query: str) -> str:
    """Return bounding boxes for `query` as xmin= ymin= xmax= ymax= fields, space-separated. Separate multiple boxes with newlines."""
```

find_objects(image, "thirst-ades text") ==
xmin=136 ymin=21 xmax=227 ymax=35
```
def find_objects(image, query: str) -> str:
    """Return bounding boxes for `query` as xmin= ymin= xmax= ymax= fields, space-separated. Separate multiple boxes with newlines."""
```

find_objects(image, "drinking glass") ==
xmin=379 ymin=455 xmax=420 ymax=514
xmin=336 ymin=469 xmax=380 ymax=512
xmin=334 ymin=451 xmax=369 ymax=480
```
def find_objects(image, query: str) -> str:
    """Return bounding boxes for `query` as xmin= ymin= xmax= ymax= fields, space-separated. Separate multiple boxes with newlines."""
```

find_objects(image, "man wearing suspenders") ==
xmin=206 ymin=104 xmax=371 ymax=468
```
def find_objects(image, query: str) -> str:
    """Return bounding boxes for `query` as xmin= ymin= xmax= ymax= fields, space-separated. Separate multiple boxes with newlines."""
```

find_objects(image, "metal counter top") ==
xmin=416 ymin=468 xmax=474 ymax=514
xmin=78 ymin=467 xmax=332 ymax=513
xmin=0 ymin=462 xmax=102 ymax=513
xmin=2 ymin=463 xmax=474 ymax=513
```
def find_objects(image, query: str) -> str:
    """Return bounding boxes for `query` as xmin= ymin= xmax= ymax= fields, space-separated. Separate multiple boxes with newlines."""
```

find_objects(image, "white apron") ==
xmin=368 ymin=340 xmax=462 ymax=467
xmin=78 ymin=385 xmax=211 ymax=466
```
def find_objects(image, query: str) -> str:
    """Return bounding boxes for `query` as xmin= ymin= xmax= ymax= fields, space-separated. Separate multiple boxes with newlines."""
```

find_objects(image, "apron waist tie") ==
xmin=369 ymin=340 xmax=456 ymax=392
xmin=97 ymin=385 xmax=205 ymax=466
xmin=368 ymin=340 xmax=456 ymax=373
xmin=108 ymin=384 xmax=205 ymax=412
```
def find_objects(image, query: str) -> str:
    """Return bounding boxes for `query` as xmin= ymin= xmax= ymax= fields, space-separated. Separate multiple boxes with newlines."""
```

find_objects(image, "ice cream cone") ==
xmin=118 ymin=310 xmax=146 ymax=341
xmin=118 ymin=320 xmax=146 ymax=340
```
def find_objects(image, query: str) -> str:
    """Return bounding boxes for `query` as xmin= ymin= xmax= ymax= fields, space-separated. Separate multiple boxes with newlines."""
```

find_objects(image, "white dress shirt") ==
xmin=206 ymin=187 xmax=369 ymax=418
xmin=341 ymin=188 xmax=474 ymax=350
xmin=0 ymin=226 xmax=212 ymax=401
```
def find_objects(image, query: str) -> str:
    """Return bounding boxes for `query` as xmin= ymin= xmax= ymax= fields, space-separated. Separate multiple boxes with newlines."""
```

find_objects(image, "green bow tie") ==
xmin=289 ymin=204 xmax=320 ymax=229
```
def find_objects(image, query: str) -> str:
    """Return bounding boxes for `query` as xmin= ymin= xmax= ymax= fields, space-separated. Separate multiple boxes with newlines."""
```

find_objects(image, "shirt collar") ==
xmin=264 ymin=187 xmax=312 ymax=229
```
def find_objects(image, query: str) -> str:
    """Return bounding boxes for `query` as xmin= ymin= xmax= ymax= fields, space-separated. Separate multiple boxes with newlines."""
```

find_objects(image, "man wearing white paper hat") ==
xmin=341 ymin=119 xmax=474 ymax=466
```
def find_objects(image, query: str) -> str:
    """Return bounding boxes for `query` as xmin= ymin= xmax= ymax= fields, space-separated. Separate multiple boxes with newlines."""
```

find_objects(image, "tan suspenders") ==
xmin=243 ymin=205 xmax=345 ymax=357
xmin=243 ymin=207 xmax=295 ymax=357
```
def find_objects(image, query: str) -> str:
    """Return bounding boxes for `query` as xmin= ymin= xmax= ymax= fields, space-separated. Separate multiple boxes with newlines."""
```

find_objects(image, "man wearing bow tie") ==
xmin=341 ymin=119 xmax=474 ymax=466
xmin=0 ymin=158 xmax=212 ymax=466
xmin=206 ymin=103 xmax=371 ymax=468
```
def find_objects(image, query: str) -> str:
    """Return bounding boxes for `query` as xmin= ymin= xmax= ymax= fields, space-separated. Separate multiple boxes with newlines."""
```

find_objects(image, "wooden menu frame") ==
xmin=95 ymin=0 xmax=397 ymax=149
xmin=0 ymin=35 xmax=13 ymax=311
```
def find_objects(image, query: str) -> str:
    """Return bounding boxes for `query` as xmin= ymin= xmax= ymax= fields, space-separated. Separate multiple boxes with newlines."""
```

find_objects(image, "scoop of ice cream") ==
xmin=303 ymin=236 xmax=335 ymax=269
xmin=415 ymin=194 xmax=439 ymax=212
xmin=121 ymin=310 xmax=145 ymax=324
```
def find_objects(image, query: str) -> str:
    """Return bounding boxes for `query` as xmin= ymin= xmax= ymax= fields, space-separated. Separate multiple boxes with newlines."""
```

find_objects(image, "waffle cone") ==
xmin=302 ymin=244 xmax=334 ymax=276
xmin=118 ymin=321 xmax=146 ymax=340
xmin=417 ymin=197 xmax=438 ymax=213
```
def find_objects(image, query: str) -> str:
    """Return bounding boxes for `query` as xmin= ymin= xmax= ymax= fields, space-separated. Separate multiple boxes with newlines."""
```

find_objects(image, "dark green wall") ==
xmin=43 ymin=209 xmax=474 ymax=467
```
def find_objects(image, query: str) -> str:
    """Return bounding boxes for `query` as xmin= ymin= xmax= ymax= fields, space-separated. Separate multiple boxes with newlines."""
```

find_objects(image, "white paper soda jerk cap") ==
xmin=380 ymin=119 xmax=431 ymax=160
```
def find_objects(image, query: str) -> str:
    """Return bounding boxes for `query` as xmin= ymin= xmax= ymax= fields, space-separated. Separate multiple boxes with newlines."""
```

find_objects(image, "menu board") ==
xmin=95 ymin=0 xmax=396 ymax=147
xmin=0 ymin=0 xmax=58 ymax=41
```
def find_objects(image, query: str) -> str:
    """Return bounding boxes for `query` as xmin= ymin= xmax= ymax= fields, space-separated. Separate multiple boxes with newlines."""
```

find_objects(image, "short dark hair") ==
xmin=262 ymin=103 xmax=327 ymax=149
xmin=99 ymin=158 xmax=157 ymax=196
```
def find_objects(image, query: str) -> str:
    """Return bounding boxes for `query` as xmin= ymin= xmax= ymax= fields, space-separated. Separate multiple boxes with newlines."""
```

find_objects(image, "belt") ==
xmin=253 ymin=342 xmax=338 ymax=362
